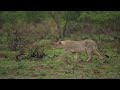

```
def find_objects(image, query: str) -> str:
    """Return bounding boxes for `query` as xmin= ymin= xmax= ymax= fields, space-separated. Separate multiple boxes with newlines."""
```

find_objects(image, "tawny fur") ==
xmin=55 ymin=39 xmax=103 ymax=61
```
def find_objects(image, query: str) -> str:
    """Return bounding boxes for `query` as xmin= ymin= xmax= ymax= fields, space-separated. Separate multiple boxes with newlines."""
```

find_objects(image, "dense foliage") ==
xmin=0 ymin=11 xmax=120 ymax=51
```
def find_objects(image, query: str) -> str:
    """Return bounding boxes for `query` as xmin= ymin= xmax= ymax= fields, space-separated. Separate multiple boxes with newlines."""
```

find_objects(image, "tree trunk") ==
xmin=62 ymin=21 xmax=68 ymax=39
xmin=49 ymin=12 xmax=62 ymax=40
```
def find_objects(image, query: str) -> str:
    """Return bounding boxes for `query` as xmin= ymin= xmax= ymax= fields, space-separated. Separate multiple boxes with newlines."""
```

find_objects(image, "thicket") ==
xmin=0 ymin=11 xmax=120 ymax=53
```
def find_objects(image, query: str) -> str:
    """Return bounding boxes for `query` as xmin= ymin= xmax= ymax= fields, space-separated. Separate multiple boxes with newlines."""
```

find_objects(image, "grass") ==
xmin=0 ymin=38 xmax=120 ymax=79
xmin=0 ymin=51 xmax=120 ymax=79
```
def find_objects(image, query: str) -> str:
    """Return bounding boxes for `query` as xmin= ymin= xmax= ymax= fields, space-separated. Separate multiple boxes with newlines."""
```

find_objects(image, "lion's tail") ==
xmin=94 ymin=42 xmax=109 ymax=59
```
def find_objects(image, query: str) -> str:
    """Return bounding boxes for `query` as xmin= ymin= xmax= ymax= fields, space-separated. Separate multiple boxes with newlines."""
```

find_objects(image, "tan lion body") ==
xmin=56 ymin=39 xmax=103 ymax=61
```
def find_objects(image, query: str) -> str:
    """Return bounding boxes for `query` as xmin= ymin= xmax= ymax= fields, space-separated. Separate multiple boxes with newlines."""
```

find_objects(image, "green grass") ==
xmin=0 ymin=49 xmax=120 ymax=79
xmin=0 ymin=38 xmax=120 ymax=79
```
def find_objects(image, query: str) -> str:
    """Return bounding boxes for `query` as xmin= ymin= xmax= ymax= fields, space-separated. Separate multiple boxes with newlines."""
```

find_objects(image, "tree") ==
xmin=49 ymin=11 xmax=80 ymax=40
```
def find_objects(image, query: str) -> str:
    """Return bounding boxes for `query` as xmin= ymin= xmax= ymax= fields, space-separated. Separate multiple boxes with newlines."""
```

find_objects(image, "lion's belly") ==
xmin=69 ymin=47 xmax=86 ymax=53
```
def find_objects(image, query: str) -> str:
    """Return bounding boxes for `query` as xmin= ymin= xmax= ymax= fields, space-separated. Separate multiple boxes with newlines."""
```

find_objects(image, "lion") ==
xmin=54 ymin=39 xmax=108 ymax=61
